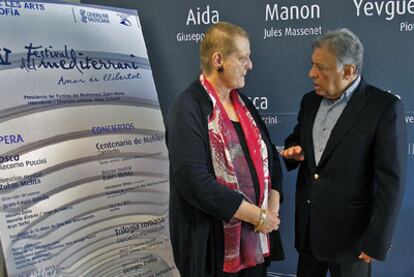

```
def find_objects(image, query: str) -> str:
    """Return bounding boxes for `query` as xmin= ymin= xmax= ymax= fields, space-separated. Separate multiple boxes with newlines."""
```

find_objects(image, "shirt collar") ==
xmin=324 ymin=75 xmax=361 ymax=105
xmin=343 ymin=75 xmax=361 ymax=101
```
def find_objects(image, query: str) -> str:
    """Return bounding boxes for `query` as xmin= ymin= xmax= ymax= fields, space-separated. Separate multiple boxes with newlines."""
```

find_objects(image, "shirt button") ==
xmin=314 ymin=173 xmax=319 ymax=180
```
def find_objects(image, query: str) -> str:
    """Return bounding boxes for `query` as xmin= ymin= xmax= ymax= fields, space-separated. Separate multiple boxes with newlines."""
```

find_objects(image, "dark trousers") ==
xmin=297 ymin=251 xmax=371 ymax=277
xmin=222 ymin=263 xmax=267 ymax=277
xmin=297 ymin=228 xmax=371 ymax=277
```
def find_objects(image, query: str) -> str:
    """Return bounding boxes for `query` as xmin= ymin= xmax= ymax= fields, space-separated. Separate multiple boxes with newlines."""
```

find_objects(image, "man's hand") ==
xmin=358 ymin=252 xmax=373 ymax=263
xmin=280 ymin=146 xmax=305 ymax=161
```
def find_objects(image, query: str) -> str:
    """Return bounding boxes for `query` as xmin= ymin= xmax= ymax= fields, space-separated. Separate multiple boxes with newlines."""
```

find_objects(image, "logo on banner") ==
xmin=117 ymin=13 xmax=132 ymax=26
xmin=79 ymin=9 xmax=110 ymax=24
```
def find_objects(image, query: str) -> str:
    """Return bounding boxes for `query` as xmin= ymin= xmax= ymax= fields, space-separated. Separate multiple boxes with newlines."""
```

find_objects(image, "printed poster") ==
xmin=0 ymin=1 xmax=177 ymax=276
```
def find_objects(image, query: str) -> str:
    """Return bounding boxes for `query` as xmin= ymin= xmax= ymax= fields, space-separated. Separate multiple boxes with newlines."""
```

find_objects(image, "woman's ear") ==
xmin=212 ymin=52 xmax=223 ymax=70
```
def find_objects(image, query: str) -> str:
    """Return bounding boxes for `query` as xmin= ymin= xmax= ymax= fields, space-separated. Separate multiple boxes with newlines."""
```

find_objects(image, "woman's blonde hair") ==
xmin=200 ymin=21 xmax=249 ymax=73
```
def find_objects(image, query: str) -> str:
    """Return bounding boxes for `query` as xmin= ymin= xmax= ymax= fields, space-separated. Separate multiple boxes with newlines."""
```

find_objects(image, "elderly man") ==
xmin=281 ymin=29 xmax=407 ymax=277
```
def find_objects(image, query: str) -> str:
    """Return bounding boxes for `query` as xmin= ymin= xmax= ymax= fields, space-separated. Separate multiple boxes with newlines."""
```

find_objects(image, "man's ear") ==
xmin=343 ymin=64 xmax=357 ymax=80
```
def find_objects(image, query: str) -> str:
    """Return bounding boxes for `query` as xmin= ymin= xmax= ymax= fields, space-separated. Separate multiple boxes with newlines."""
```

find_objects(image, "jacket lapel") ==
xmin=317 ymin=79 xmax=369 ymax=169
xmin=303 ymin=94 xmax=322 ymax=172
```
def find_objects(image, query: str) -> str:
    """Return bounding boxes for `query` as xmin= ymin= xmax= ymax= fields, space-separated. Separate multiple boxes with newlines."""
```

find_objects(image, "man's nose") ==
xmin=309 ymin=65 xmax=317 ymax=79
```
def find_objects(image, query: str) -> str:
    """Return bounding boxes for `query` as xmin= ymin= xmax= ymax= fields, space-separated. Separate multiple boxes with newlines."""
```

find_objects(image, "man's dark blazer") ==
xmin=285 ymin=77 xmax=407 ymax=263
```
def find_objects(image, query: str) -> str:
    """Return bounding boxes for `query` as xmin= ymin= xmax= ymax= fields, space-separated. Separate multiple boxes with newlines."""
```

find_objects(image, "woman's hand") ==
xmin=256 ymin=189 xmax=281 ymax=233
xmin=268 ymin=190 xmax=280 ymax=217
xmin=257 ymin=210 xmax=280 ymax=233
xmin=233 ymin=199 xmax=280 ymax=233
